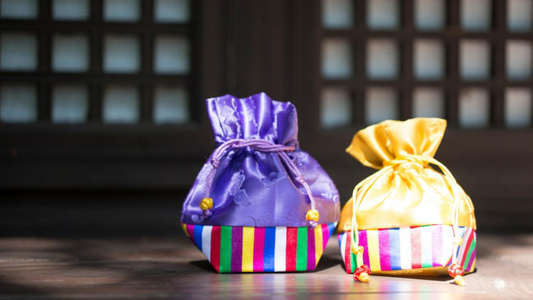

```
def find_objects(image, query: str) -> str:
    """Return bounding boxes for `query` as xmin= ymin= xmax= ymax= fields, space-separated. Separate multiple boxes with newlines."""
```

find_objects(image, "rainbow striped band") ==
xmin=182 ymin=223 xmax=336 ymax=273
xmin=338 ymin=225 xmax=476 ymax=274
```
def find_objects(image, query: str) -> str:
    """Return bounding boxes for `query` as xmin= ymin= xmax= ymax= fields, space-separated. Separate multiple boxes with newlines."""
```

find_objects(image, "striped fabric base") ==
xmin=338 ymin=225 xmax=476 ymax=275
xmin=182 ymin=223 xmax=336 ymax=273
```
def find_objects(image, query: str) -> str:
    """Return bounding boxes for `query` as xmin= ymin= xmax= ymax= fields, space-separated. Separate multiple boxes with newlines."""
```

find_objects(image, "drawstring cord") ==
xmin=351 ymin=154 xmax=469 ymax=286
xmin=199 ymin=139 xmax=320 ymax=229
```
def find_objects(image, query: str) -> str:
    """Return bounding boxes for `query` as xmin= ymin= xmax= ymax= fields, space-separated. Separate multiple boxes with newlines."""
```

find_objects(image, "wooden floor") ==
xmin=1 ymin=197 xmax=532 ymax=299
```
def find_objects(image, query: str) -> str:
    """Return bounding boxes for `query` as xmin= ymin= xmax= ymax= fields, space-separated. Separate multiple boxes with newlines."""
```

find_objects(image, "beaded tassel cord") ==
xmin=350 ymin=154 xmax=469 ymax=286
xmin=199 ymin=138 xmax=320 ymax=229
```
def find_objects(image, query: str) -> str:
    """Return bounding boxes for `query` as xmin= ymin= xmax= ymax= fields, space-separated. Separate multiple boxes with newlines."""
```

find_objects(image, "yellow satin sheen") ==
xmin=338 ymin=118 xmax=476 ymax=232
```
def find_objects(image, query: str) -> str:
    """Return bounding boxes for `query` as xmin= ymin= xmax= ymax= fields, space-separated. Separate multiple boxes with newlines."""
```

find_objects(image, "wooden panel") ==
xmin=225 ymin=0 xmax=291 ymax=101
xmin=0 ymin=0 xmax=532 ymax=231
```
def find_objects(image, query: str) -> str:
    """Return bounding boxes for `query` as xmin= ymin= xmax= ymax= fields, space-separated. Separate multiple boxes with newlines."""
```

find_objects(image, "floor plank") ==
xmin=0 ymin=232 xmax=532 ymax=299
xmin=0 ymin=198 xmax=531 ymax=299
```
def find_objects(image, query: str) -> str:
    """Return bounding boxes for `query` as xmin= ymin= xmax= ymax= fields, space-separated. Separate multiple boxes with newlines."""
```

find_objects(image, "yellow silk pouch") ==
xmin=337 ymin=118 xmax=476 ymax=284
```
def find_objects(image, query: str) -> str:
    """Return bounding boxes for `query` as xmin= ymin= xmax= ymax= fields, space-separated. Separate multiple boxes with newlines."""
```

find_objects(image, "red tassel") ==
xmin=448 ymin=264 xmax=466 ymax=286
xmin=353 ymin=264 xmax=371 ymax=283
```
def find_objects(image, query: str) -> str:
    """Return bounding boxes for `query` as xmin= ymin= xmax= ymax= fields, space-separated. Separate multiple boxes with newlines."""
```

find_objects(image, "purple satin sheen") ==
xmin=181 ymin=93 xmax=340 ymax=227
xmin=203 ymin=139 xmax=318 ymax=215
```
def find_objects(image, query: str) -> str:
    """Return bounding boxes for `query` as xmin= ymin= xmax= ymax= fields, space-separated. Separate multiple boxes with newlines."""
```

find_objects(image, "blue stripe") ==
xmin=263 ymin=227 xmax=276 ymax=272
xmin=338 ymin=232 xmax=344 ymax=250
xmin=193 ymin=225 xmax=203 ymax=252
xmin=388 ymin=228 xmax=401 ymax=270
xmin=327 ymin=222 xmax=336 ymax=237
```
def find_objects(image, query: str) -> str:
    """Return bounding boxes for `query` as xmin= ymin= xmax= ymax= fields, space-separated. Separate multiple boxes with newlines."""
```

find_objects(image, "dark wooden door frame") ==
xmin=1 ymin=0 xmax=533 ymax=231
xmin=0 ymin=0 xmax=227 ymax=190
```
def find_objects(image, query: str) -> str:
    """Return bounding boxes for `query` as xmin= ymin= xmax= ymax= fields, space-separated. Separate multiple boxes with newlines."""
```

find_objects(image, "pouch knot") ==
xmin=346 ymin=118 xmax=447 ymax=170
xmin=382 ymin=154 xmax=427 ymax=168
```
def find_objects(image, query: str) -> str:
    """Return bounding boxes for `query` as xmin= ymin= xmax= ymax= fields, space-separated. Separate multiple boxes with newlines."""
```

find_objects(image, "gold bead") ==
xmin=352 ymin=245 xmax=364 ymax=255
xmin=305 ymin=209 xmax=319 ymax=222
xmin=454 ymin=237 xmax=463 ymax=245
xmin=200 ymin=197 xmax=213 ymax=210
xmin=358 ymin=272 xmax=369 ymax=283
xmin=454 ymin=275 xmax=466 ymax=286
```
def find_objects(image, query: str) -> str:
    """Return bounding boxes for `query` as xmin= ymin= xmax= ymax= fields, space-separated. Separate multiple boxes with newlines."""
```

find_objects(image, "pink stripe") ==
xmin=467 ymin=248 xmax=476 ymax=272
xmin=378 ymin=229 xmax=391 ymax=271
xmin=307 ymin=227 xmax=316 ymax=270
xmin=253 ymin=227 xmax=265 ymax=272
xmin=431 ymin=225 xmax=443 ymax=267
xmin=186 ymin=224 xmax=195 ymax=241
xmin=359 ymin=230 xmax=370 ymax=266
xmin=411 ymin=227 xmax=422 ymax=269
xmin=321 ymin=224 xmax=329 ymax=250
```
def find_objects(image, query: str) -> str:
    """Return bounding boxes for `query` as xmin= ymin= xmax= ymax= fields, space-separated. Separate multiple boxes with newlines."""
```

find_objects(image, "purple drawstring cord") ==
xmin=202 ymin=139 xmax=317 ymax=223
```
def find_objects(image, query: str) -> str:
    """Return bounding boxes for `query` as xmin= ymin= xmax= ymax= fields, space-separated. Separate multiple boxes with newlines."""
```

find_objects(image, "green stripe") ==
xmin=463 ymin=237 xmax=476 ymax=270
xmin=350 ymin=253 xmax=357 ymax=273
xmin=296 ymin=227 xmax=308 ymax=271
xmin=219 ymin=226 xmax=232 ymax=273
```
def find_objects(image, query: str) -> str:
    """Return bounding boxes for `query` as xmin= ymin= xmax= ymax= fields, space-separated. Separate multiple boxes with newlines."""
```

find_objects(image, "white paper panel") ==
xmin=461 ymin=0 xmax=492 ymax=31
xmin=505 ymin=88 xmax=532 ymax=128
xmin=0 ymin=85 xmax=37 ymax=123
xmin=508 ymin=0 xmax=533 ymax=32
xmin=52 ymin=85 xmax=88 ymax=123
xmin=104 ymin=35 xmax=140 ymax=73
xmin=154 ymin=86 xmax=189 ymax=124
xmin=415 ymin=0 xmax=445 ymax=30
xmin=154 ymin=36 xmax=190 ymax=74
xmin=367 ymin=0 xmax=399 ymax=30
xmin=367 ymin=39 xmax=399 ymax=79
xmin=322 ymin=0 xmax=353 ymax=29
xmin=103 ymin=86 xmax=139 ymax=124
xmin=414 ymin=39 xmax=445 ymax=80
xmin=459 ymin=88 xmax=490 ymax=128
xmin=460 ymin=40 xmax=490 ymax=80
xmin=154 ymin=0 xmax=190 ymax=23
xmin=0 ymin=33 xmax=37 ymax=71
xmin=366 ymin=88 xmax=398 ymax=124
xmin=104 ymin=0 xmax=140 ymax=22
xmin=320 ymin=87 xmax=352 ymax=128
xmin=53 ymin=34 xmax=89 ymax=72
xmin=506 ymin=41 xmax=532 ymax=81
xmin=53 ymin=0 xmax=90 ymax=20
xmin=0 ymin=0 xmax=38 ymax=19
xmin=413 ymin=88 xmax=445 ymax=118
xmin=322 ymin=39 xmax=352 ymax=79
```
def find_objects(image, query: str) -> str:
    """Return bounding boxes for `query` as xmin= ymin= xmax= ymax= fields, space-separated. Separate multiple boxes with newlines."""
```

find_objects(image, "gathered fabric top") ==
xmin=346 ymin=118 xmax=446 ymax=169
xmin=207 ymin=93 xmax=298 ymax=147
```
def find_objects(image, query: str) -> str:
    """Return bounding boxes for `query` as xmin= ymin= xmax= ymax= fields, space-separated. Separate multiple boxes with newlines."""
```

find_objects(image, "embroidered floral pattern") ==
xmin=234 ymin=189 xmax=251 ymax=206
xmin=261 ymin=172 xmax=286 ymax=187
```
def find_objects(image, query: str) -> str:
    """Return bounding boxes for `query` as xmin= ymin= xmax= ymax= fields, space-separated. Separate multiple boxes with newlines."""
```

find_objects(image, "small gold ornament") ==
xmin=358 ymin=272 xmax=370 ymax=283
xmin=454 ymin=275 xmax=466 ymax=286
xmin=352 ymin=245 xmax=364 ymax=255
xmin=305 ymin=209 xmax=319 ymax=222
xmin=200 ymin=197 xmax=213 ymax=211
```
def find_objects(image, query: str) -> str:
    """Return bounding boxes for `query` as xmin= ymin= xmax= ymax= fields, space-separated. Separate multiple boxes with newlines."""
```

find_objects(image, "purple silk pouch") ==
xmin=181 ymin=93 xmax=340 ymax=273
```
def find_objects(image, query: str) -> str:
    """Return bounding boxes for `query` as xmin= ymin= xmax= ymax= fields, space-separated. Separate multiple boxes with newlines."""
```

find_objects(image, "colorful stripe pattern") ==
xmin=338 ymin=225 xmax=476 ymax=274
xmin=182 ymin=223 xmax=336 ymax=273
